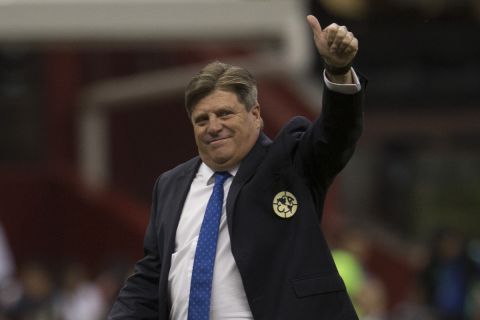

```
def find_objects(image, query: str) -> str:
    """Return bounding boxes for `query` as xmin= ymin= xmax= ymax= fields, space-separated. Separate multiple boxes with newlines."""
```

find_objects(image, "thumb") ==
xmin=307 ymin=15 xmax=322 ymax=36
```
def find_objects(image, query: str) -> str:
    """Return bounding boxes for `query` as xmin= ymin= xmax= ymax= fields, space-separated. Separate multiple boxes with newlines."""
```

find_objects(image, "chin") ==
xmin=208 ymin=157 xmax=237 ymax=171
xmin=209 ymin=152 xmax=232 ymax=164
xmin=211 ymin=159 xmax=231 ymax=169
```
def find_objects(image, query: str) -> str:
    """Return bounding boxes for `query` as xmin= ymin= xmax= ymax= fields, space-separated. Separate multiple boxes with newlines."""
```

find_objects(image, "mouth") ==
xmin=208 ymin=137 xmax=230 ymax=146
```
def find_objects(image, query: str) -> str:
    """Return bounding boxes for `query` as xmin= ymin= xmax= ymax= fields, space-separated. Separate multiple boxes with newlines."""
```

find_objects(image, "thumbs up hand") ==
xmin=307 ymin=15 xmax=358 ymax=76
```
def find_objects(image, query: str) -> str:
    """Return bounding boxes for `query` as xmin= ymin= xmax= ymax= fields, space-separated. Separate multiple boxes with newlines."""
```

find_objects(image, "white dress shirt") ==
xmin=169 ymin=163 xmax=253 ymax=320
xmin=168 ymin=71 xmax=361 ymax=320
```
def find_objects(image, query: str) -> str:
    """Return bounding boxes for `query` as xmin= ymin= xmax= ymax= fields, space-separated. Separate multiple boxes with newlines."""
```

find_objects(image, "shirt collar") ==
xmin=198 ymin=162 xmax=238 ymax=185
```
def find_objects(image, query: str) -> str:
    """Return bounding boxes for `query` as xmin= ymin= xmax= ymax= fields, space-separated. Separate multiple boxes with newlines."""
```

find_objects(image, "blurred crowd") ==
xmin=331 ymin=226 xmax=480 ymax=320
xmin=2 ymin=220 xmax=480 ymax=320
xmin=0 ymin=259 xmax=132 ymax=320
xmin=0 ymin=260 xmax=131 ymax=320
xmin=0 ymin=222 xmax=131 ymax=320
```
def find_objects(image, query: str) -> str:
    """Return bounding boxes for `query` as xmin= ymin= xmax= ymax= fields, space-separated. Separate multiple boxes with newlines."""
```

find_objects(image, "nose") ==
xmin=207 ymin=115 xmax=222 ymax=134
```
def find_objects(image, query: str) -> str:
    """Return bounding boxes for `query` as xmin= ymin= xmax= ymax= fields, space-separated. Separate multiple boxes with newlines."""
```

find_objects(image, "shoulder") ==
xmin=274 ymin=116 xmax=312 ymax=141
xmin=155 ymin=157 xmax=200 ymax=186
xmin=255 ymin=116 xmax=312 ymax=166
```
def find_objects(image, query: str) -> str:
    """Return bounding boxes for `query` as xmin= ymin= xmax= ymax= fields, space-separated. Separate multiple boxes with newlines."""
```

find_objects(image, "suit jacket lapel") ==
xmin=226 ymin=132 xmax=271 ymax=231
xmin=164 ymin=157 xmax=201 ymax=257
xmin=159 ymin=157 xmax=201 ymax=310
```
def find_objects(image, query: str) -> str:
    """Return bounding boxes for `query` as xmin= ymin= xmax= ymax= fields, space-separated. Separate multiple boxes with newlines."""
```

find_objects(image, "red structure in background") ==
xmin=0 ymin=48 xmax=152 ymax=271
xmin=0 ymin=168 xmax=148 ymax=271
xmin=43 ymin=49 xmax=81 ymax=173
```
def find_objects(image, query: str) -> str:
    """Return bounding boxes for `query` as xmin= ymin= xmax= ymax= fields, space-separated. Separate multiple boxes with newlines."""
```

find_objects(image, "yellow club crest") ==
xmin=273 ymin=191 xmax=298 ymax=219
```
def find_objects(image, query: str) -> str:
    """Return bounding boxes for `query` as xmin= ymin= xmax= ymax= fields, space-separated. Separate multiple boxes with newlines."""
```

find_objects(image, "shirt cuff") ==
xmin=323 ymin=68 xmax=361 ymax=95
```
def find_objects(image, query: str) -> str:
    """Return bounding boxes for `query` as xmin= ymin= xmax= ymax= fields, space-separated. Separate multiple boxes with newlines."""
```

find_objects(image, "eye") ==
xmin=193 ymin=115 xmax=208 ymax=126
xmin=218 ymin=110 xmax=233 ymax=118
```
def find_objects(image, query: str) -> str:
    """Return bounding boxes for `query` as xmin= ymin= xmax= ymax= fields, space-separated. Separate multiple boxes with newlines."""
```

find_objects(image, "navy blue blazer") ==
xmin=109 ymin=78 xmax=366 ymax=320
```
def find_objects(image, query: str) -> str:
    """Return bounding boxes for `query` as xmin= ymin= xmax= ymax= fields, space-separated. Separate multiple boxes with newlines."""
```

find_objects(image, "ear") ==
xmin=250 ymin=104 xmax=260 ymax=119
xmin=250 ymin=104 xmax=262 ymax=128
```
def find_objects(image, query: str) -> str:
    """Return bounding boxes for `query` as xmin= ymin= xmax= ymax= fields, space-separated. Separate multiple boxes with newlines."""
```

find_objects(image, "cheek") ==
xmin=193 ymin=127 xmax=205 ymax=142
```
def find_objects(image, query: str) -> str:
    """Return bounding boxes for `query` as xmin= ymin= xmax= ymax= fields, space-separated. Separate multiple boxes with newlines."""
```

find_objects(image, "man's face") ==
xmin=191 ymin=89 xmax=261 ymax=171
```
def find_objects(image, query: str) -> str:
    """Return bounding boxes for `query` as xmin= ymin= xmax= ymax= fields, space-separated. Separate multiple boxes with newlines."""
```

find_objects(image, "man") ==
xmin=109 ymin=15 xmax=366 ymax=320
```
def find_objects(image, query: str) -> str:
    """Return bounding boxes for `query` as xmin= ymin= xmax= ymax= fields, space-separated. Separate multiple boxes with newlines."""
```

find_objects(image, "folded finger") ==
xmin=325 ymin=23 xmax=339 ymax=47
xmin=337 ymin=31 xmax=354 ymax=53
xmin=330 ymin=26 xmax=348 ymax=52
xmin=343 ymin=37 xmax=359 ymax=55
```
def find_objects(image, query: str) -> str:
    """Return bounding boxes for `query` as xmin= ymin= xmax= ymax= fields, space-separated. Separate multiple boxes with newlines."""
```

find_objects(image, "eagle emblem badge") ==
xmin=273 ymin=191 xmax=298 ymax=219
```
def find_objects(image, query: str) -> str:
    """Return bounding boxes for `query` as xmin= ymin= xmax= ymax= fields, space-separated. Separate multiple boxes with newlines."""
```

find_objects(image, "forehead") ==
xmin=192 ymin=89 xmax=243 ymax=115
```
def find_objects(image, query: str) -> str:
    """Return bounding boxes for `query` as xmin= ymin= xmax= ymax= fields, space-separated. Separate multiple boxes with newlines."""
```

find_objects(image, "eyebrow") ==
xmin=192 ymin=106 xmax=234 ymax=120
xmin=192 ymin=113 xmax=209 ymax=123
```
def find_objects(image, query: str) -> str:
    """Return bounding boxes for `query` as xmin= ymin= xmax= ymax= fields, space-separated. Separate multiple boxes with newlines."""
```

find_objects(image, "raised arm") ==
xmin=295 ymin=15 xmax=365 ymax=202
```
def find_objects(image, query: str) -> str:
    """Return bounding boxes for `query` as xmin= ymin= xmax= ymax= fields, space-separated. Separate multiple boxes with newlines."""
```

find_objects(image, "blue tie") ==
xmin=188 ymin=171 xmax=231 ymax=320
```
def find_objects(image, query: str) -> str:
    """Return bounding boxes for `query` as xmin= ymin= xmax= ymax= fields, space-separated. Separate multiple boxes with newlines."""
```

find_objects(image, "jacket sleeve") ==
xmin=108 ymin=178 xmax=162 ymax=320
xmin=295 ymin=75 xmax=366 ymax=195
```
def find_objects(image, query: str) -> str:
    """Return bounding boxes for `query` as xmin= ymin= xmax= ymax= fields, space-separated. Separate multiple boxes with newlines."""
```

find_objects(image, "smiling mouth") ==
xmin=208 ymin=137 xmax=230 ymax=145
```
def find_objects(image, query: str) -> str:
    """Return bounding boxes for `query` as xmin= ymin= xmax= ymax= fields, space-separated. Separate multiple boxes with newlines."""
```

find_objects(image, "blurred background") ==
xmin=0 ymin=0 xmax=479 ymax=319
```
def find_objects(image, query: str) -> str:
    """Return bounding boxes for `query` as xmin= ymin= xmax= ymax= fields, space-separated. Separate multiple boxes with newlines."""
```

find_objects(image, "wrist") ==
xmin=325 ymin=69 xmax=353 ymax=84
xmin=324 ymin=61 xmax=353 ymax=76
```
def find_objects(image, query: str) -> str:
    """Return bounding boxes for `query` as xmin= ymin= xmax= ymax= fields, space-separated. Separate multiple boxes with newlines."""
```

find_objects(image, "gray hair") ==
xmin=185 ymin=61 xmax=258 ymax=117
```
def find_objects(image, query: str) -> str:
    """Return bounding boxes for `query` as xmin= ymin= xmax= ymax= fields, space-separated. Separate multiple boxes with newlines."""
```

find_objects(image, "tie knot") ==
xmin=214 ymin=171 xmax=231 ymax=185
